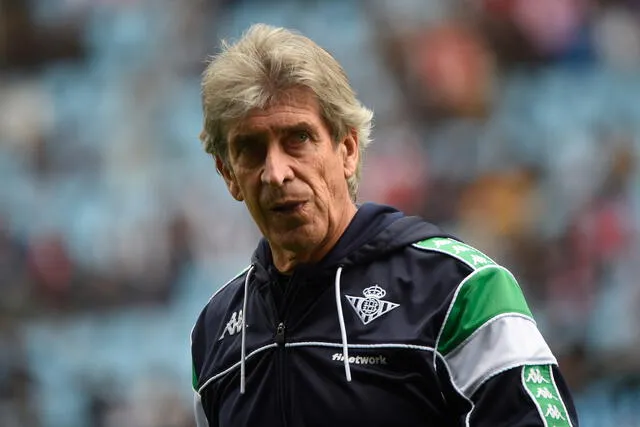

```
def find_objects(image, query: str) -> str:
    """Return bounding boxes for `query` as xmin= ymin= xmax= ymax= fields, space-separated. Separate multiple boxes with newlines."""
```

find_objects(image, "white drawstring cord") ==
xmin=240 ymin=265 xmax=254 ymax=394
xmin=334 ymin=266 xmax=352 ymax=382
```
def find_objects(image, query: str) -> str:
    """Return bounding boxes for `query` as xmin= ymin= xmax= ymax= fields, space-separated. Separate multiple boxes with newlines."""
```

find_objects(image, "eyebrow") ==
xmin=231 ymin=121 xmax=319 ymax=144
xmin=232 ymin=132 xmax=265 ymax=147
xmin=280 ymin=121 xmax=318 ymax=134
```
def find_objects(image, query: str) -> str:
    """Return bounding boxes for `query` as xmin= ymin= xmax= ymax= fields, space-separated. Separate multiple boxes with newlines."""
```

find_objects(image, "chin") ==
xmin=271 ymin=227 xmax=322 ymax=254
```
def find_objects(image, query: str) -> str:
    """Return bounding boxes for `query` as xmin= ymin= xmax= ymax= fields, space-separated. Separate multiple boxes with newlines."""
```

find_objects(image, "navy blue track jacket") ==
xmin=191 ymin=203 xmax=579 ymax=426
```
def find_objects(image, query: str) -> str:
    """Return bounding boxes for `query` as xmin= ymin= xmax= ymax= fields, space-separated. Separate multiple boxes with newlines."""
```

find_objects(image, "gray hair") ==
xmin=199 ymin=23 xmax=373 ymax=200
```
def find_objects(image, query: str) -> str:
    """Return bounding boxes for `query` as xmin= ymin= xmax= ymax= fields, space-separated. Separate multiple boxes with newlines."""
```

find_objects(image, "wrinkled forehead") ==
xmin=227 ymin=87 xmax=324 ymax=138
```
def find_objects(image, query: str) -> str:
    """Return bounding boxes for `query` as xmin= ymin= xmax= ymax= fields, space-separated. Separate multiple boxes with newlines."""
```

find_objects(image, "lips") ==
xmin=271 ymin=201 xmax=306 ymax=213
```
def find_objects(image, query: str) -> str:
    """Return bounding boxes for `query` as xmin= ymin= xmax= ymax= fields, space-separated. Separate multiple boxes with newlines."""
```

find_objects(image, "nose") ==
xmin=261 ymin=144 xmax=294 ymax=187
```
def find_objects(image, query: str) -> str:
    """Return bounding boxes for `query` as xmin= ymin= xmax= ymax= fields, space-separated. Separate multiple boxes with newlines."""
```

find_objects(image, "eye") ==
xmin=294 ymin=131 xmax=310 ymax=143
xmin=296 ymin=131 xmax=311 ymax=142
xmin=233 ymin=136 xmax=266 ymax=168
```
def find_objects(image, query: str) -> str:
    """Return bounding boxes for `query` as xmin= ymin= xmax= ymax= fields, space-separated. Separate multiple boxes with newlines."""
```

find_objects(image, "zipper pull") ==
xmin=275 ymin=322 xmax=286 ymax=345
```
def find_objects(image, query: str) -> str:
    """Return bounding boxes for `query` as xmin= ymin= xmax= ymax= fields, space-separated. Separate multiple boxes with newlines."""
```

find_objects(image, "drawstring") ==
xmin=240 ymin=264 xmax=351 ymax=392
xmin=240 ymin=264 xmax=254 ymax=394
xmin=334 ymin=266 xmax=352 ymax=382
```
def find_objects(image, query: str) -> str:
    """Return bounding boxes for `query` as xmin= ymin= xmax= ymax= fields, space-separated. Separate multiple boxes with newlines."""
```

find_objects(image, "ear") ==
xmin=341 ymin=128 xmax=359 ymax=179
xmin=215 ymin=156 xmax=244 ymax=201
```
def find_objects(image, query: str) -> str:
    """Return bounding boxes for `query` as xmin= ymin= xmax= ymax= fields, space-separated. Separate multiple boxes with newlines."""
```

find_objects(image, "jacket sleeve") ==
xmin=191 ymin=308 xmax=211 ymax=427
xmin=193 ymin=390 xmax=210 ymax=427
xmin=417 ymin=238 xmax=579 ymax=426
xmin=468 ymin=363 xmax=579 ymax=426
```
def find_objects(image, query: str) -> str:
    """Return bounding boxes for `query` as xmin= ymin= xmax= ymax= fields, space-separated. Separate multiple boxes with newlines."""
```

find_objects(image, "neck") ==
xmin=271 ymin=202 xmax=357 ymax=274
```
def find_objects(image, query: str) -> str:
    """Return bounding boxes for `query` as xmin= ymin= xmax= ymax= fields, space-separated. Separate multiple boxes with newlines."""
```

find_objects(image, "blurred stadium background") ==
xmin=1 ymin=0 xmax=640 ymax=425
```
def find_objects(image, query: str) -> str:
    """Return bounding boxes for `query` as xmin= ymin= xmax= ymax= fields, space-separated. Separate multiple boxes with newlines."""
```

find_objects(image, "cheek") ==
xmin=312 ymin=163 xmax=335 ymax=200
xmin=325 ymin=156 xmax=347 ymax=192
xmin=236 ymin=177 xmax=263 ymax=213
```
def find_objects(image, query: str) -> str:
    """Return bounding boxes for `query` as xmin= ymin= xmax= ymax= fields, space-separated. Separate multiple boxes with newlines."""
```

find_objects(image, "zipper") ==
xmin=275 ymin=321 xmax=288 ymax=426
xmin=269 ymin=270 xmax=300 ymax=427
xmin=275 ymin=322 xmax=286 ymax=345
xmin=273 ymin=272 xmax=297 ymax=427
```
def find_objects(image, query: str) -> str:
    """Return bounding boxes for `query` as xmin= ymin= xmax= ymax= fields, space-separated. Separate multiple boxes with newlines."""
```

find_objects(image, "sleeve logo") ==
xmin=219 ymin=310 xmax=244 ymax=340
xmin=413 ymin=237 xmax=495 ymax=269
xmin=522 ymin=365 xmax=573 ymax=427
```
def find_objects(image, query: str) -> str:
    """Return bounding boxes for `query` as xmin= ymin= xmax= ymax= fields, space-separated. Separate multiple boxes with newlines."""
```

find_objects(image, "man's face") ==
xmin=218 ymin=87 xmax=358 ymax=268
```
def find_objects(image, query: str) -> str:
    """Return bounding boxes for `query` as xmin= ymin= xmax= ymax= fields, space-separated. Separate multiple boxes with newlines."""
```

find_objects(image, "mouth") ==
xmin=271 ymin=201 xmax=306 ymax=214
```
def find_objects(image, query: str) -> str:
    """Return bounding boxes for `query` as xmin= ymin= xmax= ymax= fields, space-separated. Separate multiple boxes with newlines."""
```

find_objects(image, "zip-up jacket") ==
xmin=191 ymin=203 xmax=579 ymax=426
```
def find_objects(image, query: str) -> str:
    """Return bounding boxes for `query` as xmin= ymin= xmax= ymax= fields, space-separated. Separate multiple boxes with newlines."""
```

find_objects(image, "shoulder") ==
xmin=411 ymin=236 xmax=497 ymax=271
xmin=207 ymin=265 xmax=253 ymax=307
xmin=410 ymin=237 xmax=525 ymax=312
xmin=190 ymin=265 xmax=253 ymax=388
xmin=413 ymin=238 xmax=555 ymax=397
xmin=411 ymin=237 xmax=534 ymax=337
xmin=402 ymin=236 xmax=502 ymax=304
xmin=190 ymin=265 xmax=252 ymax=344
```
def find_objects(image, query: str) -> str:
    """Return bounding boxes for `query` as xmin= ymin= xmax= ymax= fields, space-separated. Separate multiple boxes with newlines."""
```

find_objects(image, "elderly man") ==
xmin=190 ymin=24 xmax=579 ymax=427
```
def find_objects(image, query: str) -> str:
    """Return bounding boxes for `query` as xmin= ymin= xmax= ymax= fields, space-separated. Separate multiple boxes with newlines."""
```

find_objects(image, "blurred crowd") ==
xmin=1 ymin=0 xmax=640 ymax=426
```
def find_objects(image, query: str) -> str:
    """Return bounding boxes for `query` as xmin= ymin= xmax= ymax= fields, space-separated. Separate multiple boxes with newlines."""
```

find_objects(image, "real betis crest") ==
xmin=345 ymin=285 xmax=399 ymax=325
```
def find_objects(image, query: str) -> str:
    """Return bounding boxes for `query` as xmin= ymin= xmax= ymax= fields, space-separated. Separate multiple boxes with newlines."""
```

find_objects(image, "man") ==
xmin=191 ymin=23 xmax=579 ymax=426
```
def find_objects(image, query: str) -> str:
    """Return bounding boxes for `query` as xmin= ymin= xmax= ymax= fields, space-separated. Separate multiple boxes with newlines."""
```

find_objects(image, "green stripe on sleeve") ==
xmin=437 ymin=265 xmax=533 ymax=355
xmin=522 ymin=364 xmax=573 ymax=426
xmin=414 ymin=237 xmax=496 ymax=269
xmin=192 ymin=362 xmax=198 ymax=390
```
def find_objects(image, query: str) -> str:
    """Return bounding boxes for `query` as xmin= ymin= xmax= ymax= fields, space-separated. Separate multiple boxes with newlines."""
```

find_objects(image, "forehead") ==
xmin=229 ymin=88 xmax=324 ymax=136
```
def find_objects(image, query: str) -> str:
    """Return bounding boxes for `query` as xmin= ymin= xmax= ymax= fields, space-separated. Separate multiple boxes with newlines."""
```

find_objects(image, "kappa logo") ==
xmin=219 ymin=310 xmax=244 ymax=340
xmin=345 ymin=285 xmax=399 ymax=325
xmin=417 ymin=238 xmax=493 ymax=268
xmin=522 ymin=365 xmax=571 ymax=427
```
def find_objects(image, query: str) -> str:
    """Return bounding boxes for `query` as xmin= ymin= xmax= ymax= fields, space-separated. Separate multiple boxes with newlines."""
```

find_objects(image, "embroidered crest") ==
xmin=345 ymin=285 xmax=399 ymax=325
